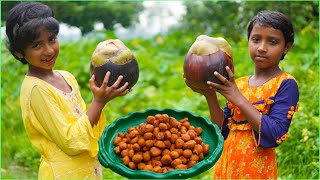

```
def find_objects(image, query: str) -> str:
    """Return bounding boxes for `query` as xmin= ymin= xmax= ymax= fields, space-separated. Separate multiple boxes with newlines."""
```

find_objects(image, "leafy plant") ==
xmin=1 ymin=26 xmax=318 ymax=179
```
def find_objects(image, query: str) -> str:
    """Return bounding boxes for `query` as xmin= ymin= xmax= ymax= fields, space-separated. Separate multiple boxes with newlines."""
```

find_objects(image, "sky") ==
xmin=1 ymin=1 xmax=186 ymax=42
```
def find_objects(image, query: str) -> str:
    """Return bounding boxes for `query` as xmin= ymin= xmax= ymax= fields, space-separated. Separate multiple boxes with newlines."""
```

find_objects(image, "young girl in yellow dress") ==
xmin=6 ymin=2 xmax=130 ymax=179
xmin=185 ymin=11 xmax=299 ymax=179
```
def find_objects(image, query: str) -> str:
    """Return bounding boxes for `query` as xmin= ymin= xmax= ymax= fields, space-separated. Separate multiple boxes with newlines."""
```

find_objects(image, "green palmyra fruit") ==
xmin=184 ymin=35 xmax=234 ymax=89
xmin=90 ymin=39 xmax=139 ymax=89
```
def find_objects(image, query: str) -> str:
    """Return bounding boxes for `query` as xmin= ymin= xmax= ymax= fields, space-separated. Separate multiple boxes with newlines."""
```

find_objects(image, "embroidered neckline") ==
xmin=246 ymin=72 xmax=287 ymax=88
xmin=25 ymin=70 xmax=74 ymax=94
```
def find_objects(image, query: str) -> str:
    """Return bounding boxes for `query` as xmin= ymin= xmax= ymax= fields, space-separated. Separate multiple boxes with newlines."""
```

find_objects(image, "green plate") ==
xmin=98 ymin=108 xmax=223 ymax=179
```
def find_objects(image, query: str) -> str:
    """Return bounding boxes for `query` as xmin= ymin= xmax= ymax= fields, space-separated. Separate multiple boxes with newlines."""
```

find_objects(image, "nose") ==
xmin=257 ymin=42 xmax=267 ymax=53
xmin=43 ymin=44 xmax=54 ymax=56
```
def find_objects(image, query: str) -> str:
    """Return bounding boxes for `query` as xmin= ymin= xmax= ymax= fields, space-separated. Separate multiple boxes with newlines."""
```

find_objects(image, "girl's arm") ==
xmin=183 ymin=74 xmax=224 ymax=127
xmin=86 ymin=72 xmax=129 ymax=127
xmin=203 ymin=91 xmax=224 ymax=128
xmin=207 ymin=66 xmax=262 ymax=132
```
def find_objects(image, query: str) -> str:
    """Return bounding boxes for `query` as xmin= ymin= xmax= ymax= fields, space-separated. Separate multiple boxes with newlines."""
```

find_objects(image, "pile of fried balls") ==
xmin=113 ymin=114 xmax=210 ymax=173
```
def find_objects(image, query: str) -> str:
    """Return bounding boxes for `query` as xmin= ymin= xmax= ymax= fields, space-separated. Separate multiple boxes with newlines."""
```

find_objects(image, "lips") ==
xmin=255 ymin=55 xmax=268 ymax=60
xmin=42 ymin=56 xmax=56 ymax=65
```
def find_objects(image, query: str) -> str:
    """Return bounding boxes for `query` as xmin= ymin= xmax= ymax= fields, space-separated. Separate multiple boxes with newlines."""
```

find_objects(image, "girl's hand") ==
xmin=182 ymin=73 xmax=216 ymax=97
xmin=89 ymin=71 xmax=129 ymax=105
xmin=207 ymin=66 xmax=242 ymax=105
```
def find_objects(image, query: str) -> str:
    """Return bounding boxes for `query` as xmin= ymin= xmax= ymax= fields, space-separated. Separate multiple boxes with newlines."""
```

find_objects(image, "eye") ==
xmin=269 ymin=39 xmax=278 ymax=45
xmin=49 ymin=34 xmax=57 ymax=42
xmin=31 ymin=43 xmax=40 ymax=49
xmin=251 ymin=37 xmax=259 ymax=43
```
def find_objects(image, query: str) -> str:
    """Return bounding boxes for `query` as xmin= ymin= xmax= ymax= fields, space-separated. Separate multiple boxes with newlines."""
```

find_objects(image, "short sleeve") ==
xmin=254 ymin=79 xmax=299 ymax=148
xmin=29 ymin=85 xmax=99 ymax=156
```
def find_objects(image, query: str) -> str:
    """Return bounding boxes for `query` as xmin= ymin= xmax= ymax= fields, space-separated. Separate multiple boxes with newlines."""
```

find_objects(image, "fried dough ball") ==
xmin=161 ymin=154 xmax=173 ymax=166
xmin=121 ymin=149 xmax=129 ymax=157
xmin=118 ymin=142 xmax=127 ymax=150
xmin=129 ymin=129 xmax=139 ymax=138
xmin=128 ymin=162 xmax=136 ymax=170
xmin=144 ymin=132 xmax=153 ymax=140
xmin=181 ymin=133 xmax=191 ymax=141
xmin=130 ymin=136 xmax=139 ymax=144
xmin=162 ymin=114 xmax=170 ymax=123
xmin=194 ymin=136 xmax=203 ymax=144
xmin=170 ymin=127 xmax=179 ymax=134
xmin=146 ymin=116 xmax=156 ymax=124
xmin=150 ymin=147 xmax=162 ymax=157
xmin=179 ymin=156 xmax=188 ymax=164
xmin=144 ymin=164 xmax=153 ymax=171
xmin=153 ymin=127 xmax=160 ymax=137
xmin=164 ymin=130 xmax=172 ymax=140
xmin=187 ymin=160 xmax=197 ymax=168
xmin=154 ymin=140 xmax=166 ymax=149
xmin=183 ymin=149 xmax=192 ymax=159
xmin=164 ymin=140 xmax=171 ymax=149
xmin=174 ymin=149 xmax=184 ymax=156
xmin=202 ymin=144 xmax=210 ymax=155
xmin=138 ymin=137 xmax=145 ymax=147
xmin=159 ymin=123 xmax=168 ymax=131
xmin=145 ymin=124 xmax=154 ymax=132
xmin=199 ymin=153 xmax=204 ymax=161
xmin=170 ymin=134 xmax=179 ymax=144
xmin=153 ymin=166 xmax=162 ymax=173
xmin=137 ymin=162 xmax=146 ymax=170
xmin=171 ymin=158 xmax=182 ymax=168
xmin=132 ymin=154 xmax=144 ymax=164
xmin=145 ymin=140 xmax=154 ymax=148
xmin=162 ymin=149 xmax=171 ymax=156
xmin=114 ymin=136 xmax=122 ymax=145
xmin=170 ymin=151 xmax=180 ymax=159
xmin=190 ymin=154 xmax=199 ymax=162
xmin=194 ymin=127 xmax=203 ymax=135
xmin=143 ymin=151 xmax=151 ymax=162
xmin=151 ymin=160 xmax=162 ymax=167
xmin=155 ymin=132 xmax=165 ymax=141
xmin=114 ymin=146 xmax=121 ymax=154
xmin=188 ymin=130 xmax=197 ymax=140
xmin=169 ymin=117 xmax=180 ymax=128
xmin=128 ymin=149 xmax=135 ymax=158
xmin=175 ymin=138 xmax=184 ymax=149
xmin=122 ymin=156 xmax=130 ymax=165
xmin=184 ymin=140 xmax=196 ymax=149
xmin=118 ymin=132 xmax=125 ymax=138
xmin=193 ymin=144 xmax=203 ymax=155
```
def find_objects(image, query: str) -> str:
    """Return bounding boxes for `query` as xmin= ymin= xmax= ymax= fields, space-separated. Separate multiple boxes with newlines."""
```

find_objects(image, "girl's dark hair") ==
xmin=247 ymin=10 xmax=294 ymax=60
xmin=6 ymin=2 xmax=59 ymax=64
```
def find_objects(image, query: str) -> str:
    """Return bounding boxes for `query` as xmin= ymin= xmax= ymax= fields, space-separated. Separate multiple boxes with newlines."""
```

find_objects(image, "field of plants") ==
xmin=1 ymin=24 xmax=319 ymax=179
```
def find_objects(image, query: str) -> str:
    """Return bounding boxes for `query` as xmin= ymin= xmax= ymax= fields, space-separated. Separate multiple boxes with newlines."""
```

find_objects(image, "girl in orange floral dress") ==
xmin=185 ymin=11 xmax=299 ymax=179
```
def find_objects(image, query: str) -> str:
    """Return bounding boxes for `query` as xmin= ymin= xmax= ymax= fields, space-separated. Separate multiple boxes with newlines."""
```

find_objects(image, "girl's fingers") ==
xmin=226 ymin=66 xmax=234 ymax=82
xmin=118 ymin=82 xmax=129 ymax=92
xmin=111 ymin=75 xmax=124 ymax=89
xmin=100 ymin=71 xmax=111 ymax=89
xmin=214 ymin=71 xmax=228 ymax=85
xmin=89 ymin=74 xmax=97 ymax=90
xmin=120 ymin=88 xmax=130 ymax=96
xmin=207 ymin=81 xmax=223 ymax=90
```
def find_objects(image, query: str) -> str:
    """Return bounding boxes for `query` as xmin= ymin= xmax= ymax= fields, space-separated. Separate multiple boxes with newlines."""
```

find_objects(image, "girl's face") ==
xmin=16 ymin=28 xmax=59 ymax=71
xmin=248 ymin=24 xmax=291 ymax=70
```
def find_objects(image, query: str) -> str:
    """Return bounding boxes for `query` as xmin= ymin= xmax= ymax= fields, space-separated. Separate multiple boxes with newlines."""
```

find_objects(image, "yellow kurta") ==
xmin=20 ymin=70 xmax=107 ymax=179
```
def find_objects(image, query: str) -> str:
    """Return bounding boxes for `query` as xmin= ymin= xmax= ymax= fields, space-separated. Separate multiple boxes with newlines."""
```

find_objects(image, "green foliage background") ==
xmin=1 ymin=1 xmax=319 ymax=179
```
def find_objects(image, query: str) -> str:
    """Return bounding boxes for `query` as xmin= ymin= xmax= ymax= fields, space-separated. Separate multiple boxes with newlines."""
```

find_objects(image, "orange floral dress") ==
xmin=213 ymin=73 xmax=299 ymax=179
